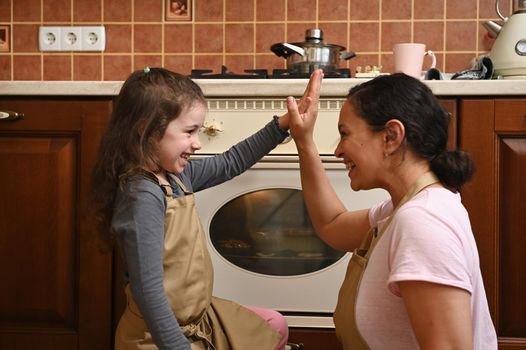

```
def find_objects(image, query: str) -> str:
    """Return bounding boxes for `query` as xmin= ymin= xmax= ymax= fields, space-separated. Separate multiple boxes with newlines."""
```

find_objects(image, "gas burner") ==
xmin=270 ymin=68 xmax=351 ymax=79
xmin=189 ymin=65 xmax=351 ymax=79
xmin=190 ymin=65 xmax=268 ymax=79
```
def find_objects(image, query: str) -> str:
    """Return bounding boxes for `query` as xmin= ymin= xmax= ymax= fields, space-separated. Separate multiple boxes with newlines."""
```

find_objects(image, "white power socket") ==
xmin=39 ymin=26 xmax=106 ymax=52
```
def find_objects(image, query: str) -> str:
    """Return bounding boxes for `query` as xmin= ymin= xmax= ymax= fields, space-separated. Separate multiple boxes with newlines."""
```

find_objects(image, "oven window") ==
xmin=209 ymin=188 xmax=346 ymax=276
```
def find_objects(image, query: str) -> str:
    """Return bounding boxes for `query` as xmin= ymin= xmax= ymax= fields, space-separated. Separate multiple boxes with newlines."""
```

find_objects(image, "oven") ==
xmin=194 ymin=97 xmax=388 ymax=328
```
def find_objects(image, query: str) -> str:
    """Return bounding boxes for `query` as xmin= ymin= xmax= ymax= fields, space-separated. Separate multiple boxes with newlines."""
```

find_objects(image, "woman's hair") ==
xmin=90 ymin=68 xmax=205 ymax=246
xmin=347 ymin=73 xmax=474 ymax=191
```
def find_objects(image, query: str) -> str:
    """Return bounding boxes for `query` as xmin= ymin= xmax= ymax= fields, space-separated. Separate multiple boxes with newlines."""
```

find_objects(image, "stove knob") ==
xmin=515 ymin=39 xmax=526 ymax=56
xmin=202 ymin=120 xmax=223 ymax=136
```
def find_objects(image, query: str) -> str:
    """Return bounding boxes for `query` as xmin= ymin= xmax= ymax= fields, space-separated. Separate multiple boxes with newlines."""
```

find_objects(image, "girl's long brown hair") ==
xmin=90 ymin=68 xmax=205 ymax=248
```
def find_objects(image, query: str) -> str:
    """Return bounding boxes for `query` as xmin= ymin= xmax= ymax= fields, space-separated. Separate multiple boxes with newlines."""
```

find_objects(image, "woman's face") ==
xmin=334 ymin=100 xmax=385 ymax=191
xmin=157 ymin=102 xmax=206 ymax=174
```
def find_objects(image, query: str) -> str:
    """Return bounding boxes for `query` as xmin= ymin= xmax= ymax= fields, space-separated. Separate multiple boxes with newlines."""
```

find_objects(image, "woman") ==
xmin=286 ymin=72 xmax=498 ymax=349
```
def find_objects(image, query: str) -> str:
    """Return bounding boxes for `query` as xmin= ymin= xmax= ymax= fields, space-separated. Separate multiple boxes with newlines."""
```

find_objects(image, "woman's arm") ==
xmin=286 ymin=70 xmax=371 ymax=251
xmin=399 ymin=281 xmax=473 ymax=350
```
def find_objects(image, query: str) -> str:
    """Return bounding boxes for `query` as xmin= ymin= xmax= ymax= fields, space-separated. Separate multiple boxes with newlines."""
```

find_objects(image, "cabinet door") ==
xmin=0 ymin=98 xmax=113 ymax=350
xmin=460 ymin=98 xmax=526 ymax=349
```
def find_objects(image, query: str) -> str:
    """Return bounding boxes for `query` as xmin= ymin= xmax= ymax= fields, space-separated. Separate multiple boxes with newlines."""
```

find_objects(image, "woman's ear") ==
xmin=383 ymin=119 xmax=405 ymax=153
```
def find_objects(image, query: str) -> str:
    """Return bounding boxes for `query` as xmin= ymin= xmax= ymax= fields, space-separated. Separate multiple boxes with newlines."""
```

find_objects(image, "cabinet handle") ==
xmin=0 ymin=110 xmax=24 ymax=121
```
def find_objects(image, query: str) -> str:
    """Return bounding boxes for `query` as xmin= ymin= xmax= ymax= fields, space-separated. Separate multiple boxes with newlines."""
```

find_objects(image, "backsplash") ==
xmin=0 ymin=0 xmax=510 ymax=81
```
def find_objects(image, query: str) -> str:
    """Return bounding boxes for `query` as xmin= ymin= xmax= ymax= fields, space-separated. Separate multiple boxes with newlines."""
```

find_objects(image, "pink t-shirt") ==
xmin=355 ymin=187 xmax=497 ymax=349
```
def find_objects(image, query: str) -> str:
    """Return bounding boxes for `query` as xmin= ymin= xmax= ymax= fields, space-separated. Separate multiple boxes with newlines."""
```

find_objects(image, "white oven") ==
xmin=194 ymin=98 xmax=388 ymax=328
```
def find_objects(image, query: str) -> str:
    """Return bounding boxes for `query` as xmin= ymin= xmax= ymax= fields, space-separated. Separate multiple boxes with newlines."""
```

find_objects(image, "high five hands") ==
xmin=287 ymin=69 xmax=324 ymax=145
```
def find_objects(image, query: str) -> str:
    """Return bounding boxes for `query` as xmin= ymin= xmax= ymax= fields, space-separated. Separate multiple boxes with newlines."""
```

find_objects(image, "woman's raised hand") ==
xmin=287 ymin=69 xmax=323 ymax=145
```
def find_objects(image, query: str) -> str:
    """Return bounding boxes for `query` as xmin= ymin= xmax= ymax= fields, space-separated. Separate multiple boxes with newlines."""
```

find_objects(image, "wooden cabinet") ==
xmin=0 ymin=98 xmax=113 ymax=350
xmin=460 ymin=98 xmax=526 ymax=349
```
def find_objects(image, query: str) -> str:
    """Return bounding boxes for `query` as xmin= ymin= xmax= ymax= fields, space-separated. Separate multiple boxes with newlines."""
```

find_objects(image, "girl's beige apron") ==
xmin=115 ymin=175 xmax=281 ymax=350
xmin=333 ymin=172 xmax=439 ymax=350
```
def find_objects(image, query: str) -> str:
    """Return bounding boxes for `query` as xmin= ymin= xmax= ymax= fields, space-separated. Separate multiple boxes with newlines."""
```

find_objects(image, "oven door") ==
xmin=195 ymin=157 xmax=389 ymax=327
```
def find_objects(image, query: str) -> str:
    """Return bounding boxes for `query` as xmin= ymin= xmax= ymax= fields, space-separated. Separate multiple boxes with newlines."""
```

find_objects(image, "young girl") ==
xmin=91 ymin=67 xmax=319 ymax=350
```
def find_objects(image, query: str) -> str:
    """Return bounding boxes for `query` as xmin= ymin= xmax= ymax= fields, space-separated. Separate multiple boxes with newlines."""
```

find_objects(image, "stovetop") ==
xmin=190 ymin=65 xmax=351 ymax=79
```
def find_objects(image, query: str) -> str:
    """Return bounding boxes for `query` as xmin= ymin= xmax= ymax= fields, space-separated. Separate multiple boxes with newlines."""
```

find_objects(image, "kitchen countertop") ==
xmin=0 ymin=78 xmax=525 ymax=97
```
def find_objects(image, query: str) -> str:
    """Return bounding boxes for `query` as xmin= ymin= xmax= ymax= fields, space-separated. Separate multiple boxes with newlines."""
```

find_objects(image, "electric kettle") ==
xmin=484 ymin=0 xmax=526 ymax=78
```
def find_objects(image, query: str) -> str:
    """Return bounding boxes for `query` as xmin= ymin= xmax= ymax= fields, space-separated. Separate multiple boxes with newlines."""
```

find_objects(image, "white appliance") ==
xmin=194 ymin=98 xmax=389 ymax=328
xmin=485 ymin=0 xmax=526 ymax=78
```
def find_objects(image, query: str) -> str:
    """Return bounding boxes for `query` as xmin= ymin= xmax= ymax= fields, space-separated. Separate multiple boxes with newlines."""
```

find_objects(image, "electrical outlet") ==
xmin=61 ymin=27 xmax=82 ymax=51
xmin=39 ymin=26 xmax=61 ymax=51
xmin=81 ymin=26 xmax=105 ymax=51
xmin=38 ymin=25 xmax=105 ymax=52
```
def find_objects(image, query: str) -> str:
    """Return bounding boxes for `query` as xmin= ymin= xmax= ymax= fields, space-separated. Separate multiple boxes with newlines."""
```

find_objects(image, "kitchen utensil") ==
xmin=485 ymin=0 xmax=526 ymax=78
xmin=270 ymin=28 xmax=356 ymax=74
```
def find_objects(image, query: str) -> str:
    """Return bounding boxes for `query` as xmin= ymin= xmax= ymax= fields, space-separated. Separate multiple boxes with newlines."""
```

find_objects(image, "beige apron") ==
xmin=115 ymin=174 xmax=281 ymax=350
xmin=333 ymin=172 xmax=439 ymax=350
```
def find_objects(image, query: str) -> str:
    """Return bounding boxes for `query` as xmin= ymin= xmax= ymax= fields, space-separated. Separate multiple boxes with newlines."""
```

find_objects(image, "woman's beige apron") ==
xmin=333 ymin=172 xmax=439 ymax=350
xmin=115 ymin=174 xmax=281 ymax=350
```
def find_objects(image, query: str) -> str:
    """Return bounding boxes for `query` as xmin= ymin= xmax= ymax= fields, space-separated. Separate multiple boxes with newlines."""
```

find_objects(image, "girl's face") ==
xmin=334 ymin=100 xmax=386 ymax=191
xmin=157 ymin=102 xmax=206 ymax=174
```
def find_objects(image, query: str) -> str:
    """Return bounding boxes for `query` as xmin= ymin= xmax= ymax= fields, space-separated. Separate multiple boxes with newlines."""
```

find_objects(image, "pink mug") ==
xmin=393 ymin=43 xmax=436 ymax=79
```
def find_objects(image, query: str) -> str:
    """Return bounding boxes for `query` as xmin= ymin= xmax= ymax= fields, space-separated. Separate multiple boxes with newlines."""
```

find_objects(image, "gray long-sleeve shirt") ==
xmin=112 ymin=118 xmax=288 ymax=349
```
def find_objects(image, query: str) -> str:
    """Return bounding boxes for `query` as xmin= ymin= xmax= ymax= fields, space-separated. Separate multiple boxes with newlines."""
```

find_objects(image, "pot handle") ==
xmin=270 ymin=43 xmax=306 ymax=57
xmin=340 ymin=51 xmax=356 ymax=61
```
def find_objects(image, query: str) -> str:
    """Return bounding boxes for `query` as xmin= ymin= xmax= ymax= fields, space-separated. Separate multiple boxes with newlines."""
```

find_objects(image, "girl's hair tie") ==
xmin=143 ymin=67 xmax=151 ymax=74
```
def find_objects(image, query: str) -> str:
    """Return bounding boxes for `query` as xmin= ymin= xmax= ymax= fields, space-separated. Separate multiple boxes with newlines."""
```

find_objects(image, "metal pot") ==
xmin=270 ymin=28 xmax=356 ymax=74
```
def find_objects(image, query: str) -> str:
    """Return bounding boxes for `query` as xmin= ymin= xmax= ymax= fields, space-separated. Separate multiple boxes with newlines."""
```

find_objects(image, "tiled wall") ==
xmin=0 ymin=0 xmax=510 ymax=81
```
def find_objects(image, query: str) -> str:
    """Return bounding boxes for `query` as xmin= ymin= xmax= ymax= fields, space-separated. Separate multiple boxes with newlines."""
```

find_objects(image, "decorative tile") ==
xmin=256 ymin=23 xmax=285 ymax=53
xmin=44 ymin=55 xmax=71 ymax=80
xmin=0 ymin=1 xmax=10 ymax=22
xmin=12 ymin=24 xmax=39 ymax=53
xmin=414 ymin=22 xmax=444 ymax=53
xmin=287 ymin=0 xmax=316 ymax=21
xmin=134 ymin=0 xmax=163 ymax=21
xmin=479 ymin=0 xmax=510 ymax=19
xmin=73 ymin=55 xmax=102 ymax=80
xmin=380 ymin=53 xmax=394 ymax=73
xmin=414 ymin=0 xmax=444 ymax=19
xmin=382 ymin=0 xmax=411 ymax=20
xmin=165 ymin=24 xmax=193 ymax=53
xmin=103 ymin=55 xmax=132 ymax=80
xmin=13 ymin=0 xmax=40 ymax=22
xmin=446 ymin=0 xmax=477 ymax=19
xmin=350 ymin=22 xmax=379 ymax=53
xmin=226 ymin=0 xmax=254 ymax=21
xmin=350 ymin=0 xmax=379 ymax=20
xmin=446 ymin=21 xmax=477 ymax=51
xmin=225 ymin=55 xmax=254 ymax=73
xmin=380 ymin=22 xmax=411 ymax=52
xmin=195 ymin=0 xmax=223 ymax=21
xmin=73 ymin=0 xmax=102 ymax=22
xmin=255 ymin=54 xmax=286 ymax=71
xmin=44 ymin=0 xmax=71 ymax=22
xmin=225 ymin=24 xmax=254 ymax=53
xmin=133 ymin=55 xmax=163 ymax=70
xmin=0 ymin=55 xmax=11 ymax=80
xmin=13 ymin=55 xmax=41 ymax=80
xmin=319 ymin=0 xmax=348 ymax=21
xmin=104 ymin=24 xmax=132 ymax=53
xmin=164 ymin=55 xmax=192 ymax=75
xmin=194 ymin=54 xmax=224 ymax=72
xmin=256 ymin=0 xmax=285 ymax=21
xmin=195 ymin=24 xmax=223 ymax=53
xmin=104 ymin=0 xmax=132 ymax=22
xmin=445 ymin=53 xmax=476 ymax=72
xmin=317 ymin=23 xmax=348 ymax=48
xmin=134 ymin=24 xmax=162 ymax=53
